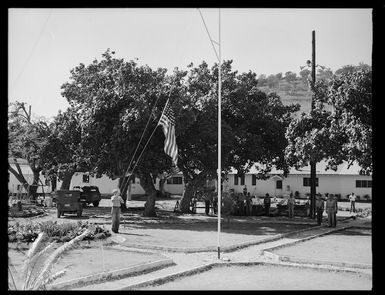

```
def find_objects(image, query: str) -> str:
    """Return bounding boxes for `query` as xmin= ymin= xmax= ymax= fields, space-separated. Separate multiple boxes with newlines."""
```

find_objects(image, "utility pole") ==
xmin=310 ymin=30 xmax=316 ymax=219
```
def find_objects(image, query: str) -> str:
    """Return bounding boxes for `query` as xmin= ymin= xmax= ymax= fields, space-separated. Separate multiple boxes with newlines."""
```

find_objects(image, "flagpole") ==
xmin=217 ymin=8 xmax=222 ymax=260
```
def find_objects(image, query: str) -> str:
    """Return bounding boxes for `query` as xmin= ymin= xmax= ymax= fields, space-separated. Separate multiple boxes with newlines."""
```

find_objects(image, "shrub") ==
xmin=8 ymin=221 xmax=110 ymax=244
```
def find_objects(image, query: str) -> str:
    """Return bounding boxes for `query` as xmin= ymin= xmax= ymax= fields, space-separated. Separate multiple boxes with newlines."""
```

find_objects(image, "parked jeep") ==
xmin=73 ymin=185 xmax=102 ymax=207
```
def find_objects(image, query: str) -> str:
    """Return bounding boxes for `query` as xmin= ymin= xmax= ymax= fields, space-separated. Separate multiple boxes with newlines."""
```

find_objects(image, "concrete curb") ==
xmin=277 ymin=255 xmax=372 ymax=269
xmin=268 ymin=260 xmax=372 ymax=278
xmin=114 ymin=224 xmax=324 ymax=254
xmin=119 ymin=262 xmax=219 ymax=290
xmin=261 ymin=224 xmax=372 ymax=271
xmin=119 ymin=260 xmax=372 ymax=290
xmin=262 ymin=224 xmax=353 ymax=253
xmin=47 ymin=258 xmax=174 ymax=290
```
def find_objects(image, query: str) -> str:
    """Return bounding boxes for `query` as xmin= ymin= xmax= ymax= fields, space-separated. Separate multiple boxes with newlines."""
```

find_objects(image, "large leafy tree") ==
xmin=41 ymin=108 xmax=91 ymax=190
xmin=285 ymin=69 xmax=372 ymax=175
xmin=176 ymin=60 xmax=299 ymax=213
xmin=61 ymin=49 xmax=178 ymax=216
xmin=8 ymin=102 xmax=50 ymax=196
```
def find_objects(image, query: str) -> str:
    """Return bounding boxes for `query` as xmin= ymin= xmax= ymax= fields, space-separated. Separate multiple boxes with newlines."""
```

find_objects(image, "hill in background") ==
xmin=256 ymin=62 xmax=371 ymax=116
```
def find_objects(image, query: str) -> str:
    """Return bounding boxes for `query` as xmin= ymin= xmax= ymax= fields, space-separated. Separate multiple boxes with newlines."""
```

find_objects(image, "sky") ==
xmin=8 ymin=8 xmax=372 ymax=119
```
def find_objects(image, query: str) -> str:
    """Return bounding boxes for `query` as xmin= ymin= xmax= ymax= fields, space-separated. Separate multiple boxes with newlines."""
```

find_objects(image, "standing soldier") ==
xmin=326 ymin=194 xmax=338 ymax=227
xmin=212 ymin=195 xmax=218 ymax=215
xmin=349 ymin=192 xmax=356 ymax=214
xmin=245 ymin=192 xmax=252 ymax=216
xmin=111 ymin=188 xmax=124 ymax=233
xmin=287 ymin=193 xmax=295 ymax=219
xmin=204 ymin=193 xmax=211 ymax=216
xmin=333 ymin=194 xmax=339 ymax=226
xmin=264 ymin=193 xmax=271 ymax=216
xmin=315 ymin=194 xmax=324 ymax=225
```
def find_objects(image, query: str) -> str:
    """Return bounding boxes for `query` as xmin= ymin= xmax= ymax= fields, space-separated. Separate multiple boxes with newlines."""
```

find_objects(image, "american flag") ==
xmin=158 ymin=100 xmax=178 ymax=166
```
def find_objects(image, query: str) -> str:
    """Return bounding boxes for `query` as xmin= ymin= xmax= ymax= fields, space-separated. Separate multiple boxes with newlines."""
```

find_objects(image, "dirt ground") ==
xmin=8 ymin=196 xmax=372 ymax=290
xmin=142 ymin=264 xmax=372 ymax=290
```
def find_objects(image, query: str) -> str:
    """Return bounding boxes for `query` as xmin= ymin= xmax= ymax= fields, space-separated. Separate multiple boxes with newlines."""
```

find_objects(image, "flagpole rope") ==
xmin=119 ymin=87 xmax=174 ymax=196
xmin=197 ymin=9 xmax=220 ymax=63
xmin=118 ymin=89 xmax=164 ymax=193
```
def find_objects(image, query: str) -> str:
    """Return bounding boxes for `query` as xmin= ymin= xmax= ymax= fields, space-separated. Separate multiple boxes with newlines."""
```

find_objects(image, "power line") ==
xmin=11 ymin=9 xmax=52 ymax=91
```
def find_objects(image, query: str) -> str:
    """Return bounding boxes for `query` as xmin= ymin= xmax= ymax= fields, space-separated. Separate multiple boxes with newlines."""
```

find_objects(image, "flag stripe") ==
xmin=159 ymin=103 xmax=178 ymax=165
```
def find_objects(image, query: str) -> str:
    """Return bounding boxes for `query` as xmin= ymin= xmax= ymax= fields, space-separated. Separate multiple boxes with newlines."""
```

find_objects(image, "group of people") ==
xmin=316 ymin=193 xmax=339 ymax=227
xmin=204 ymin=194 xmax=218 ymax=215
xmin=109 ymin=186 xmax=356 ymax=233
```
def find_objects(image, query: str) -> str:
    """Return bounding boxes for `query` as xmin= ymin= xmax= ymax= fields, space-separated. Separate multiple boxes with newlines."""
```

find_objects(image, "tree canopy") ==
xmin=285 ymin=69 xmax=372 ymax=174
xmin=41 ymin=108 xmax=91 ymax=189
xmin=8 ymin=102 xmax=50 ymax=194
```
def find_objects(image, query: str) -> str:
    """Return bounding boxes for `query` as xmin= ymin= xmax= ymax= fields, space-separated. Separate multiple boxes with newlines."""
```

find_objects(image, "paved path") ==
xmin=73 ymin=215 xmax=371 ymax=290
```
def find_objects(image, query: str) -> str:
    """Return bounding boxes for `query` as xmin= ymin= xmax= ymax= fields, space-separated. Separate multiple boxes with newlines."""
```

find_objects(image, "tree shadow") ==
xmin=330 ymin=228 xmax=371 ymax=236
xmin=123 ymin=220 xmax=315 ymax=237
xmin=117 ymin=232 xmax=151 ymax=237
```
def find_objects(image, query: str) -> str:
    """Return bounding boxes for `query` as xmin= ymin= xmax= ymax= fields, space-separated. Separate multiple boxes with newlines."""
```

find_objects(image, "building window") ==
xmin=303 ymin=177 xmax=318 ymax=187
xmin=167 ymin=177 xmax=182 ymax=185
xmin=252 ymin=175 xmax=256 ymax=186
xmin=239 ymin=175 xmax=245 ymax=186
xmin=234 ymin=175 xmax=238 ymax=185
xmin=82 ymin=174 xmax=89 ymax=183
xmin=173 ymin=177 xmax=183 ymax=184
xmin=356 ymin=180 xmax=372 ymax=188
xmin=276 ymin=180 xmax=282 ymax=189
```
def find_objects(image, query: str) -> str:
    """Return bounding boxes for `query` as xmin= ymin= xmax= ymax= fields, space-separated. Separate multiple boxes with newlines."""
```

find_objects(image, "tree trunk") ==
xmin=118 ymin=176 xmax=129 ymax=210
xmin=8 ymin=162 xmax=29 ymax=192
xmin=32 ymin=169 xmax=40 ymax=185
xmin=60 ymin=172 xmax=74 ymax=190
xmin=138 ymin=171 xmax=157 ymax=217
xmin=180 ymin=182 xmax=194 ymax=213
xmin=51 ymin=176 xmax=57 ymax=191
xmin=179 ymin=171 xmax=207 ymax=214
xmin=159 ymin=178 xmax=167 ymax=197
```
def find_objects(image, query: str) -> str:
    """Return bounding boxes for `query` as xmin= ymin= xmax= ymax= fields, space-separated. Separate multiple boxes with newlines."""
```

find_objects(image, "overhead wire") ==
xmin=12 ymin=9 xmax=53 ymax=91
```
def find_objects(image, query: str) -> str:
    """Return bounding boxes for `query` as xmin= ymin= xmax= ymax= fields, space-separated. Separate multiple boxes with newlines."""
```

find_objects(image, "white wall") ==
xmin=9 ymin=165 xmax=371 ymax=200
xmin=224 ymin=173 xmax=372 ymax=199
xmin=8 ymin=164 xmax=51 ymax=194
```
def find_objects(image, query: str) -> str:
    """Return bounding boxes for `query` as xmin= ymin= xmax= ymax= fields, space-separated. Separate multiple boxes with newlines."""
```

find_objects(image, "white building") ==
xmin=8 ymin=158 xmax=51 ymax=195
xmin=9 ymin=159 xmax=371 ymax=200
xmin=8 ymin=158 xmax=185 ymax=196
xmin=225 ymin=161 xmax=372 ymax=200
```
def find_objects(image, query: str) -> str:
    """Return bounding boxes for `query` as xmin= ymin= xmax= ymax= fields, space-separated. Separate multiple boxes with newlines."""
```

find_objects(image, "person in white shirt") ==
xmin=349 ymin=192 xmax=356 ymax=213
xmin=111 ymin=188 xmax=124 ymax=233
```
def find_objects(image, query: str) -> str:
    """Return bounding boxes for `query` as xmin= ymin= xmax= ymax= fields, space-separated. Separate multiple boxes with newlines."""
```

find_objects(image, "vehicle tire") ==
xmin=57 ymin=209 xmax=61 ymax=218
xmin=93 ymin=201 xmax=100 ymax=207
